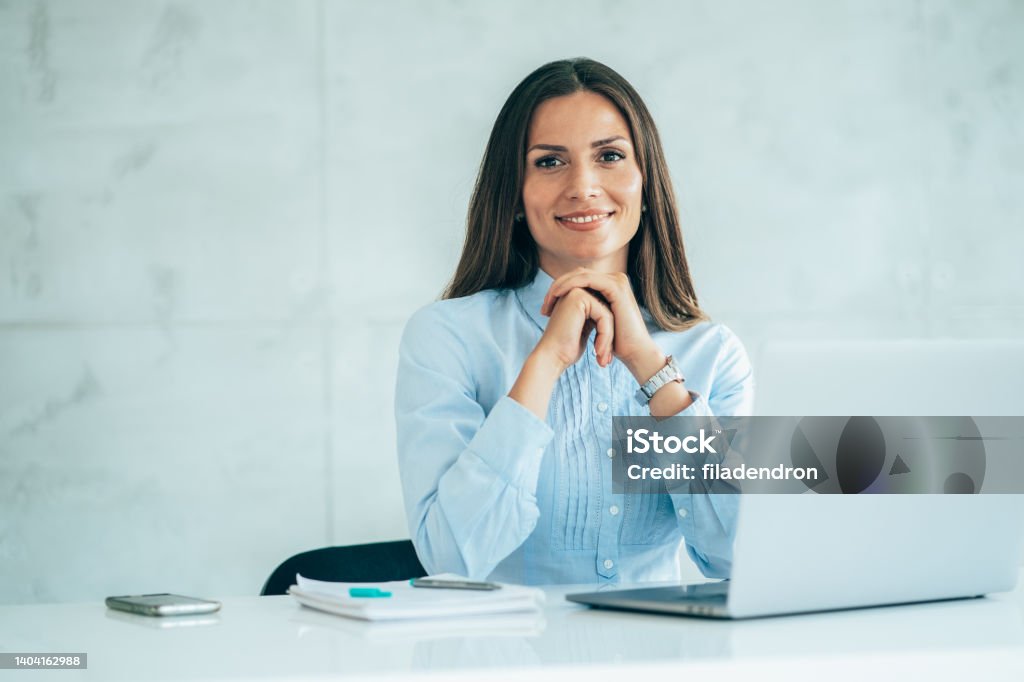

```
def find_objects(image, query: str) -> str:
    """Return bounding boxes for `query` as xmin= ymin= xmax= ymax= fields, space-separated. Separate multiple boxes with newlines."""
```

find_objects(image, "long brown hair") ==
xmin=444 ymin=58 xmax=708 ymax=331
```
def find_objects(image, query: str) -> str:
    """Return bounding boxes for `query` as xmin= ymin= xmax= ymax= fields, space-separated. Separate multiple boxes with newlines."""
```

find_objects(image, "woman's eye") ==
xmin=535 ymin=156 xmax=563 ymax=168
xmin=599 ymin=150 xmax=625 ymax=163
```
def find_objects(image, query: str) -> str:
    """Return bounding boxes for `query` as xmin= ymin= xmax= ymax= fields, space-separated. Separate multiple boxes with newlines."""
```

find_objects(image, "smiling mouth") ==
xmin=556 ymin=212 xmax=614 ymax=229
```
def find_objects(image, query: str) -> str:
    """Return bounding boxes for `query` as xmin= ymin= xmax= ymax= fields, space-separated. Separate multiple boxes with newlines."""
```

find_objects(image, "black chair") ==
xmin=260 ymin=540 xmax=427 ymax=596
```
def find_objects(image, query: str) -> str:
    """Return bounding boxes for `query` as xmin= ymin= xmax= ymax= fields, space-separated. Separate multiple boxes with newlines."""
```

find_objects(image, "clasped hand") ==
xmin=535 ymin=268 xmax=660 ymax=374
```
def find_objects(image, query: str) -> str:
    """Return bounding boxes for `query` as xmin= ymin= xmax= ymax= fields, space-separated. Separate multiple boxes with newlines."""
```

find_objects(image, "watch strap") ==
xmin=634 ymin=355 xmax=684 ymax=405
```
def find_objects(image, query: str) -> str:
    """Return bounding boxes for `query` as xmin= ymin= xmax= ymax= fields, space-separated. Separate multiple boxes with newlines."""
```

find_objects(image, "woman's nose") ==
xmin=565 ymin=163 xmax=601 ymax=200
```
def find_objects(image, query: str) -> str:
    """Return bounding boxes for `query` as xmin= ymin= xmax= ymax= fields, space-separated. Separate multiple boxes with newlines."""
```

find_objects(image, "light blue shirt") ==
xmin=395 ymin=269 xmax=755 ymax=585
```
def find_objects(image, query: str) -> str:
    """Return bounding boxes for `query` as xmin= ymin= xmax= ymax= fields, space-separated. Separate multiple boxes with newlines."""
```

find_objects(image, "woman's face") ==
xmin=522 ymin=91 xmax=644 ymax=277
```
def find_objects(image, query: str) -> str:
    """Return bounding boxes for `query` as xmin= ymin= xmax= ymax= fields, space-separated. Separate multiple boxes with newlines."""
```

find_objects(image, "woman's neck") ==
xmin=538 ymin=250 xmax=628 ymax=279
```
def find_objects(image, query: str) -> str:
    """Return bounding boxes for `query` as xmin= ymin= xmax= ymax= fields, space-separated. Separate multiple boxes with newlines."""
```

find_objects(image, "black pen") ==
xmin=410 ymin=578 xmax=502 ymax=591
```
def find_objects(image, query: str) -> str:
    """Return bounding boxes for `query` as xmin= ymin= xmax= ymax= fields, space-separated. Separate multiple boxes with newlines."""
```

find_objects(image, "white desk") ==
xmin=2 ymin=577 xmax=1024 ymax=681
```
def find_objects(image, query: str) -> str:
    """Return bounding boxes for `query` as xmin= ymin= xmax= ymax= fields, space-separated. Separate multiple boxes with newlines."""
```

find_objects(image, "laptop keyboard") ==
xmin=678 ymin=581 xmax=730 ymax=600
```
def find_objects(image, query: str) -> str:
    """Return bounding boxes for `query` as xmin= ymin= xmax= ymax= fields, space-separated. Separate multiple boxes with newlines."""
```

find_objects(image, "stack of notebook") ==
xmin=288 ymin=574 xmax=545 ymax=622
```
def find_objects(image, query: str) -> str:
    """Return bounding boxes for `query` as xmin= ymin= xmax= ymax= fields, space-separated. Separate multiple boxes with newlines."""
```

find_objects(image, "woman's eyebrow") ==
xmin=527 ymin=136 xmax=630 ymax=153
xmin=591 ymin=135 xmax=628 ymax=147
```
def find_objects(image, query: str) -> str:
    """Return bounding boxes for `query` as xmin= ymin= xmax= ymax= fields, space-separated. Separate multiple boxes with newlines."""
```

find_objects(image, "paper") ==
xmin=288 ymin=573 xmax=544 ymax=622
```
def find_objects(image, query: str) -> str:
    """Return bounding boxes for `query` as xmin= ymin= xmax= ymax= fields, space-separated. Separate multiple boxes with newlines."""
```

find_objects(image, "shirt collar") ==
xmin=515 ymin=268 xmax=554 ymax=331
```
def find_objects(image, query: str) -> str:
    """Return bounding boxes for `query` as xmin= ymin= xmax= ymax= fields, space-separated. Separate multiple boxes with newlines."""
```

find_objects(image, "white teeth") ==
xmin=560 ymin=213 xmax=610 ymax=224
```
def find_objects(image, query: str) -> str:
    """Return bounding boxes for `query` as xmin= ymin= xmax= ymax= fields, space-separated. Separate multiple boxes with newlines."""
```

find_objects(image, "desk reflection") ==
xmin=286 ymin=591 xmax=1023 ymax=673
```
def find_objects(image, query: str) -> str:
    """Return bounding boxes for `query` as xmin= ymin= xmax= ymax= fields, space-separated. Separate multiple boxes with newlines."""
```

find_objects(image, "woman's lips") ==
xmin=556 ymin=212 xmax=614 ymax=231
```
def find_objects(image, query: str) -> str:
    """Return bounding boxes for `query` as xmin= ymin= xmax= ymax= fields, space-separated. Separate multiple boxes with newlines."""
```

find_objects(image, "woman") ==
xmin=395 ymin=58 xmax=754 ymax=585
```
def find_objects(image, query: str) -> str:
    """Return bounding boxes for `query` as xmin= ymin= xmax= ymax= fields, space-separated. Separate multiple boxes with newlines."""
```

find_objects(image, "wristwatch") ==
xmin=634 ymin=355 xmax=685 ymax=405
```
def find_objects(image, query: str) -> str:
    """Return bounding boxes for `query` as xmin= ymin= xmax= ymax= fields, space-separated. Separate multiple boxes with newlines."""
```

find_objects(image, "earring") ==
xmin=641 ymin=203 xmax=647 ymax=212
xmin=515 ymin=213 xmax=524 ymax=222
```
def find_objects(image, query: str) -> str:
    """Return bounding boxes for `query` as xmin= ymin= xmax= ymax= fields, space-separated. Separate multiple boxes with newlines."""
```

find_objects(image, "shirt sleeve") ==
xmin=668 ymin=324 xmax=755 ymax=578
xmin=394 ymin=306 xmax=554 ymax=580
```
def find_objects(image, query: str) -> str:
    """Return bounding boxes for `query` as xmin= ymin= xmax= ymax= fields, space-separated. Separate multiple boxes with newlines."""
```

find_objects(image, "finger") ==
xmin=587 ymin=296 xmax=615 ymax=367
xmin=541 ymin=270 xmax=598 ymax=315
xmin=543 ymin=281 xmax=600 ymax=317
xmin=541 ymin=293 xmax=559 ymax=317
xmin=543 ymin=271 xmax=628 ymax=316
xmin=594 ymin=308 xmax=614 ymax=367
xmin=557 ymin=289 xmax=613 ymax=364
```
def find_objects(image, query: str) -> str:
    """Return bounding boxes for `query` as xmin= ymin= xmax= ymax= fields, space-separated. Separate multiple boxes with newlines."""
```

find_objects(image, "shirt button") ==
xmin=609 ymin=505 xmax=620 ymax=516
xmin=678 ymin=508 xmax=688 ymax=519
xmin=597 ymin=402 xmax=609 ymax=412
xmin=607 ymin=448 xmax=615 ymax=458
xmin=603 ymin=559 xmax=614 ymax=570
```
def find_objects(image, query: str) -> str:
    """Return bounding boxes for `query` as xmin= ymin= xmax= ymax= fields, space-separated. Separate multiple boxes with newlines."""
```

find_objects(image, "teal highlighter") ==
xmin=348 ymin=587 xmax=392 ymax=598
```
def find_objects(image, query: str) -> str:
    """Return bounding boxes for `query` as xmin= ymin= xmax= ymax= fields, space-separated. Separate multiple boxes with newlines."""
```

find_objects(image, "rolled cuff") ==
xmin=646 ymin=389 xmax=713 ymax=418
xmin=465 ymin=396 xmax=555 ymax=493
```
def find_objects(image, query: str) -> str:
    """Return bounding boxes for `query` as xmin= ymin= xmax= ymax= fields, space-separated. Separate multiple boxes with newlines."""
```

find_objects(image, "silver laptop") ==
xmin=567 ymin=494 xmax=1024 ymax=619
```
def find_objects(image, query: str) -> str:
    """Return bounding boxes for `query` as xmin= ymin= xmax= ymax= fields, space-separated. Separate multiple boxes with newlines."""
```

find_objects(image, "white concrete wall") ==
xmin=1 ymin=0 xmax=1021 ymax=603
